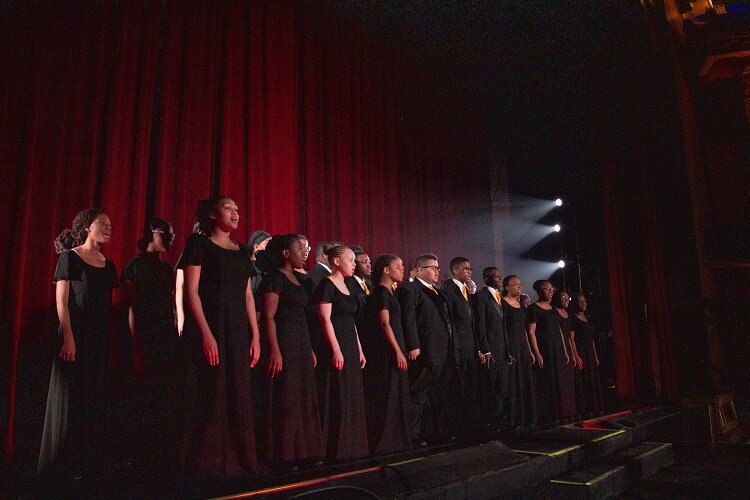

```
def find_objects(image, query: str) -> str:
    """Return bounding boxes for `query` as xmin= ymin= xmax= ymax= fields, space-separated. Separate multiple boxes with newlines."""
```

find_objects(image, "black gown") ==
xmin=176 ymin=234 xmax=258 ymax=479
xmin=259 ymin=269 xmax=322 ymax=465
xmin=557 ymin=313 xmax=577 ymax=420
xmin=120 ymin=252 xmax=179 ymax=465
xmin=311 ymin=278 xmax=369 ymax=462
xmin=527 ymin=303 xmax=564 ymax=424
xmin=502 ymin=300 xmax=537 ymax=428
xmin=364 ymin=285 xmax=412 ymax=455
xmin=38 ymin=250 xmax=118 ymax=475
xmin=572 ymin=315 xmax=603 ymax=416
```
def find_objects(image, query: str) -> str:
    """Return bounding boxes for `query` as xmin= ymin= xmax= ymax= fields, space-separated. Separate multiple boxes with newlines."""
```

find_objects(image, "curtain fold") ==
xmin=0 ymin=0 xmax=495 ymax=463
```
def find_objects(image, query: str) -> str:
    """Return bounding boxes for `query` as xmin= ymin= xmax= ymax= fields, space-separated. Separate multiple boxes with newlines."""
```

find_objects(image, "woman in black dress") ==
xmin=121 ymin=217 xmax=178 ymax=467
xmin=364 ymin=254 xmax=412 ymax=455
xmin=38 ymin=208 xmax=118 ymax=477
xmin=552 ymin=290 xmax=577 ymax=422
xmin=256 ymin=234 xmax=322 ymax=469
xmin=570 ymin=293 xmax=603 ymax=416
xmin=526 ymin=280 xmax=568 ymax=424
xmin=312 ymin=245 xmax=369 ymax=462
xmin=501 ymin=275 xmax=537 ymax=429
xmin=177 ymin=196 xmax=261 ymax=479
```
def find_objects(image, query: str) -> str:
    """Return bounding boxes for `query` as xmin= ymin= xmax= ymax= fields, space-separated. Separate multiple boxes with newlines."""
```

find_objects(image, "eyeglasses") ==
xmin=541 ymin=287 xmax=555 ymax=292
xmin=420 ymin=265 xmax=440 ymax=271
xmin=459 ymin=267 xmax=472 ymax=272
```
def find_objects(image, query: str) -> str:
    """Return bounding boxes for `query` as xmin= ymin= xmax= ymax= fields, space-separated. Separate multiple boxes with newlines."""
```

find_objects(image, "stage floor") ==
xmin=14 ymin=407 xmax=750 ymax=499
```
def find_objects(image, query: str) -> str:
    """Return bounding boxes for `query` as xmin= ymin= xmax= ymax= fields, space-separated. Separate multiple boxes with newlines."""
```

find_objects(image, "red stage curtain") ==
xmin=0 ymin=1 xmax=494 ymax=463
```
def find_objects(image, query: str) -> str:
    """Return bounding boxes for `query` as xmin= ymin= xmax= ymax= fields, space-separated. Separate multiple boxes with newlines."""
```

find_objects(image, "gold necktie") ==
xmin=362 ymin=281 xmax=370 ymax=295
xmin=428 ymin=285 xmax=439 ymax=295
xmin=392 ymin=282 xmax=398 ymax=291
xmin=462 ymin=286 xmax=468 ymax=301
xmin=494 ymin=290 xmax=502 ymax=304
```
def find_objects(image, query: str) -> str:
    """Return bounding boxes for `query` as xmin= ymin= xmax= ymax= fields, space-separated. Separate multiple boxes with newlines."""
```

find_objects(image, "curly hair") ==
xmin=54 ymin=208 xmax=106 ymax=254
xmin=194 ymin=196 xmax=230 ymax=235
xmin=255 ymin=234 xmax=300 ymax=273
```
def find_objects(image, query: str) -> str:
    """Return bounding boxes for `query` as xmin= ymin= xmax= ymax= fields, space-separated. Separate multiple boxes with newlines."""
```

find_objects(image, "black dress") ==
xmin=557 ymin=312 xmax=577 ymax=420
xmin=120 ymin=252 xmax=178 ymax=465
xmin=259 ymin=269 xmax=322 ymax=464
xmin=177 ymin=234 xmax=258 ymax=479
xmin=526 ymin=303 xmax=563 ymax=424
xmin=311 ymin=278 xmax=369 ymax=462
xmin=502 ymin=300 xmax=537 ymax=428
xmin=38 ymin=250 xmax=118 ymax=475
xmin=364 ymin=285 xmax=412 ymax=455
xmin=572 ymin=315 xmax=603 ymax=416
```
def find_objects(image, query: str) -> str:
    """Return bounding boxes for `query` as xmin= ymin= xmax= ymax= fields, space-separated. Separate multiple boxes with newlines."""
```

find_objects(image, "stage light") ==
xmin=553 ymin=224 xmax=561 ymax=232
xmin=555 ymin=198 xmax=563 ymax=207
xmin=558 ymin=260 xmax=566 ymax=268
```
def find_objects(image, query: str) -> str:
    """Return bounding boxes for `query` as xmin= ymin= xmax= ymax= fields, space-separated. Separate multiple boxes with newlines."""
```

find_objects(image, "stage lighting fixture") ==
xmin=558 ymin=260 xmax=566 ymax=268
xmin=555 ymin=198 xmax=563 ymax=207
xmin=553 ymin=224 xmax=561 ymax=232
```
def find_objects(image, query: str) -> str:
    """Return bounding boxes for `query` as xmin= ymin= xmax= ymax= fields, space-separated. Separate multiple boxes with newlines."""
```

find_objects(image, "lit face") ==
xmin=212 ymin=198 xmax=239 ymax=232
xmin=355 ymin=253 xmax=372 ymax=278
xmin=558 ymin=292 xmax=571 ymax=309
xmin=286 ymin=239 xmax=307 ymax=269
xmin=504 ymin=277 xmax=522 ymax=298
xmin=86 ymin=214 xmax=112 ymax=245
xmin=334 ymin=249 xmax=356 ymax=277
xmin=576 ymin=295 xmax=587 ymax=312
xmin=485 ymin=269 xmax=503 ymax=290
xmin=538 ymin=281 xmax=555 ymax=302
xmin=453 ymin=261 xmax=473 ymax=284
xmin=417 ymin=259 xmax=440 ymax=285
xmin=385 ymin=258 xmax=405 ymax=283
xmin=299 ymin=239 xmax=310 ymax=264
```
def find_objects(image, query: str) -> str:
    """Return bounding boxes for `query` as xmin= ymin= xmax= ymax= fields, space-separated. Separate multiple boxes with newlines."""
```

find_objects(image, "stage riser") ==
xmin=542 ymin=465 xmax=628 ymax=500
xmin=605 ymin=442 xmax=674 ymax=482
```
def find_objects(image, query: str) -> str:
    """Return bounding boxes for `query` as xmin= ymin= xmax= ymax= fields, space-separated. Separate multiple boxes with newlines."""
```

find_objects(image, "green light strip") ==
xmin=591 ymin=429 xmax=626 ymax=442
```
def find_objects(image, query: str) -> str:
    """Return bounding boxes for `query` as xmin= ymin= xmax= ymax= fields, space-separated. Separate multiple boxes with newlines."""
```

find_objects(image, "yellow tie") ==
xmin=494 ymin=290 xmax=502 ymax=304
xmin=392 ymin=282 xmax=398 ymax=291
xmin=462 ymin=286 xmax=468 ymax=301
xmin=428 ymin=285 xmax=439 ymax=295
xmin=362 ymin=281 xmax=370 ymax=296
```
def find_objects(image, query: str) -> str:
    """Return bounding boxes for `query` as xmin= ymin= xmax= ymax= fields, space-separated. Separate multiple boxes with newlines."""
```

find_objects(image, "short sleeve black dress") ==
xmin=120 ymin=251 xmax=178 ymax=462
xmin=364 ymin=284 xmax=412 ymax=455
xmin=527 ymin=303 xmax=563 ymax=424
xmin=311 ymin=278 xmax=369 ymax=462
xmin=572 ymin=314 xmax=603 ymax=416
xmin=258 ymin=269 xmax=322 ymax=465
xmin=177 ymin=233 xmax=258 ymax=479
xmin=557 ymin=312 xmax=577 ymax=420
xmin=38 ymin=250 xmax=118 ymax=475
xmin=502 ymin=300 xmax=537 ymax=428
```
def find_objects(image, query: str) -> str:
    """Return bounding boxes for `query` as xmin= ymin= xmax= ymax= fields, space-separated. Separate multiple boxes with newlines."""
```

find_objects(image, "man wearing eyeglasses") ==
xmin=397 ymin=253 xmax=460 ymax=445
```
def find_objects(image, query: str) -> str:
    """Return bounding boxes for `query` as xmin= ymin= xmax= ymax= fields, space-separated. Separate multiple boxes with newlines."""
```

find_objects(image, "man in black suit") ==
xmin=307 ymin=241 xmax=338 ymax=287
xmin=345 ymin=245 xmax=371 ymax=345
xmin=397 ymin=253 xmax=459 ymax=444
xmin=442 ymin=257 xmax=483 ymax=436
xmin=351 ymin=245 xmax=373 ymax=296
xmin=472 ymin=267 xmax=514 ymax=433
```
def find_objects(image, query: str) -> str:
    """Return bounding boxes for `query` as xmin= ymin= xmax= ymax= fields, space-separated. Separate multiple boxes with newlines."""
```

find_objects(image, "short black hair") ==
xmin=449 ymin=257 xmax=470 ymax=273
xmin=414 ymin=253 xmax=438 ymax=269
